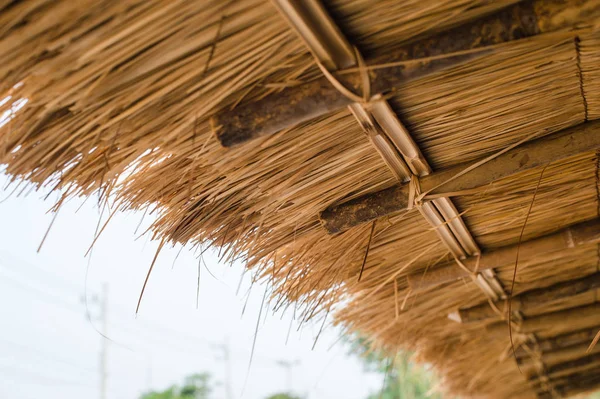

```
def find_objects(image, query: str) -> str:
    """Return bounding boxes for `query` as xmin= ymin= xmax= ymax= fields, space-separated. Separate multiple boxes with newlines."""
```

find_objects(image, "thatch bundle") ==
xmin=2 ymin=0 xmax=600 ymax=397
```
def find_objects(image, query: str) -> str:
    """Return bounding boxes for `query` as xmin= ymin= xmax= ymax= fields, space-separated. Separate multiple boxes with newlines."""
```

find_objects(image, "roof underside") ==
xmin=1 ymin=0 xmax=600 ymax=397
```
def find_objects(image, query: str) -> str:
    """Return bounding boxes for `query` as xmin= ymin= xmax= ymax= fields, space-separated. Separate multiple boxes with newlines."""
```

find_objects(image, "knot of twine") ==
xmin=454 ymin=252 xmax=504 ymax=311
xmin=407 ymin=174 xmax=424 ymax=210
xmin=316 ymin=46 xmax=373 ymax=104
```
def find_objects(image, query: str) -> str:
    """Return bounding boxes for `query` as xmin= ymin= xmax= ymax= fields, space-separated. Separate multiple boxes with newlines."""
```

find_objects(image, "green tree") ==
xmin=264 ymin=394 xmax=302 ymax=399
xmin=351 ymin=338 xmax=444 ymax=399
xmin=140 ymin=373 xmax=213 ymax=399
xmin=366 ymin=352 xmax=444 ymax=399
xmin=353 ymin=338 xmax=600 ymax=399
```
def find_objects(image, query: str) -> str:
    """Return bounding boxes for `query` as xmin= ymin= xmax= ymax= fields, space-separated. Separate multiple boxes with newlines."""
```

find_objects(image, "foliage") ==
xmin=355 ymin=340 xmax=600 ymax=399
xmin=140 ymin=373 xmax=212 ymax=399
xmin=351 ymin=339 xmax=444 ymax=399
xmin=264 ymin=393 xmax=302 ymax=399
xmin=366 ymin=352 xmax=444 ymax=399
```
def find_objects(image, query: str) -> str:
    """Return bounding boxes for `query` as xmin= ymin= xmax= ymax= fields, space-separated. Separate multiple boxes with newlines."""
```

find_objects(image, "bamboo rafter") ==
xmin=321 ymin=121 xmax=600 ymax=234
xmin=269 ymin=0 xmax=506 ymax=302
xmin=519 ymin=341 xmax=600 ymax=376
xmin=515 ymin=327 xmax=600 ymax=360
xmin=452 ymin=272 xmax=600 ymax=323
xmin=487 ymin=302 xmax=600 ymax=340
xmin=407 ymin=218 xmax=600 ymax=290
xmin=533 ymin=365 xmax=600 ymax=397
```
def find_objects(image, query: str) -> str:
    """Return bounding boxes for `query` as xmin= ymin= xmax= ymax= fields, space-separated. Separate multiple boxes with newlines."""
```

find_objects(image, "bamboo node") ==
xmin=407 ymin=174 xmax=423 ymax=210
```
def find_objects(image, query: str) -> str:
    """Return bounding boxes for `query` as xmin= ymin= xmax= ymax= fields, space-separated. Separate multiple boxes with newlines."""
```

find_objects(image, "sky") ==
xmin=0 ymin=173 xmax=383 ymax=399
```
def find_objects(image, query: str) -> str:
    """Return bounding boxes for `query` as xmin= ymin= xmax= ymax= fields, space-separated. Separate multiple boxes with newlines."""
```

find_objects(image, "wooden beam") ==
xmin=213 ymin=51 xmax=488 ymax=147
xmin=520 ymin=341 xmax=600 ymax=375
xmin=530 ymin=355 xmax=600 ymax=384
xmin=537 ymin=374 xmax=600 ymax=399
xmin=515 ymin=327 xmax=600 ymax=360
xmin=320 ymin=121 xmax=600 ymax=234
xmin=453 ymin=273 xmax=600 ymax=323
xmin=270 ymin=0 xmax=485 ymax=266
xmin=539 ymin=328 xmax=600 ymax=354
xmin=487 ymin=303 xmax=600 ymax=339
xmin=533 ymin=365 xmax=600 ymax=396
xmin=545 ymin=351 xmax=600 ymax=377
xmin=273 ymin=0 xmax=507 ymax=301
xmin=212 ymin=0 xmax=600 ymax=147
xmin=407 ymin=218 xmax=600 ymax=290
xmin=532 ymin=364 xmax=600 ymax=395
xmin=551 ymin=374 xmax=600 ymax=397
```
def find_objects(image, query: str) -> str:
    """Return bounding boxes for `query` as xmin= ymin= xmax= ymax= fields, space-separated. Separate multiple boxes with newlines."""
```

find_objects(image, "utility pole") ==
xmin=146 ymin=353 xmax=153 ymax=392
xmin=277 ymin=359 xmax=300 ymax=394
xmin=81 ymin=283 xmax=109 ymax=399
xmin=100 ymin=283 xmax=108 ymax=399
xmin=213 ymin=337 xmax=233 ymax=399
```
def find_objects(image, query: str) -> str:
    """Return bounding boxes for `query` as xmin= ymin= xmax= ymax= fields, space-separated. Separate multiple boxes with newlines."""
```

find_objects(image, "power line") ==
xmin=0 ymin=269 xmax=82 ymax=313
xmin=0 ymin=338 xmax=139 ymax=384
xmin=1 ymin=264 xmax=282 ymax=365
xmin=0 ymin=251 xmax=81 ymax=292
xmin=0 ymin=260 xmax=209 ymax=352
xmin=0 ymin=270 xmax=215 ymax=360
xmin=0 ymin=364 xmax=94 ymax=388
xmin=0 ymin=365 xmax=121 ymax=396
xmin=0 ymin=255 xmax=284 ymax=368
xmin=116 ymin=315 xmax=214 ymax=347
xmin=0 ymin=256 xmax=217 ymax=349
xmin=1 ymin=269 xmax=281 ymax=366
xmin=0 ymin=337 xmax=96 ymax=374
xmin=0 ymin=252 xmax=265 ymax=349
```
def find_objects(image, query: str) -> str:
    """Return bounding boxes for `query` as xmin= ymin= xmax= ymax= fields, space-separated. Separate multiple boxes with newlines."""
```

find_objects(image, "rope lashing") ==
xmin=316 ymin=46 xmax=372 ymax=104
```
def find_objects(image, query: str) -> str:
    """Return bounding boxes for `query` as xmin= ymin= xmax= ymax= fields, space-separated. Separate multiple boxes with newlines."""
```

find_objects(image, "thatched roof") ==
xmin=2 ymin=0 xmax=600 ymax=397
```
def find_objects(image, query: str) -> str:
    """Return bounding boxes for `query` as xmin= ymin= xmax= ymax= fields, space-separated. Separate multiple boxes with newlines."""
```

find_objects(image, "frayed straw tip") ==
xmin=447 ymin=311 xmax=462 ymax=323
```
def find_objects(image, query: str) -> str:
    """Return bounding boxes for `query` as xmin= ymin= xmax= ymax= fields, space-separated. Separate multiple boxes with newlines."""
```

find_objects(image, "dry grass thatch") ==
xmin=1 ymin=1 xmax=600 ymax=397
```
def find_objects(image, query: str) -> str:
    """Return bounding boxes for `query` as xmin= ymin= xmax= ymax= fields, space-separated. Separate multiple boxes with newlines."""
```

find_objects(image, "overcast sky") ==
xmin=0 ymin=172 xmax=382 ymax=399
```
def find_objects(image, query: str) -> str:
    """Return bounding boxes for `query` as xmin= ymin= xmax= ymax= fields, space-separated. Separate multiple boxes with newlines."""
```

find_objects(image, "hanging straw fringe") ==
xmin=0 ymin=2 xmax=597 ymax=397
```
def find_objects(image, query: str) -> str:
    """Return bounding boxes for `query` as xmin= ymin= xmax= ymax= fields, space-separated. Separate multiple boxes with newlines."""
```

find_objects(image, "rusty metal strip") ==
xmin=270 ymin=0 xmax=506 ymax=299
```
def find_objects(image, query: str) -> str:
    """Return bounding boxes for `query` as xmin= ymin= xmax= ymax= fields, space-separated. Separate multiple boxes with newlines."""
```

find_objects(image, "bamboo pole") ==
xmin=538 ymin=377 xmax=600 ymax=399
xmin=212 ymin=51 xmax=488 ymax=147
xmin=530 ymin=354 xmax=600 ymax=384
xmin=520 ymin=341 xmax=600 ymax=375
xmin=515 ymin=327 xmax=600 ymax=360
xmin=270 ymin=0 xmax=355 ymax=71
xmin=320 ymin=120 xmax=600 ymax=234
xmin=487 ymin=303 xmax=600 ymax=339
xmin=271 ymin=0 xmax=484 ymax=271
xmin=544 ymin=351 xmax=600 ymax=378
xmin=452 ymin=273 xmax=600 ymax=323
xmin=212 ymin=0 xmax=600 ymax=147
xmin=551 ymin=374 xmax=600 ymax=397
xmin=538 ymin=328 xmax=600 ymax=354
xmin=532 ymin=365 xmax=600 ymax=398
xmin=407 ymin=218 xmax=600 ymax=290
